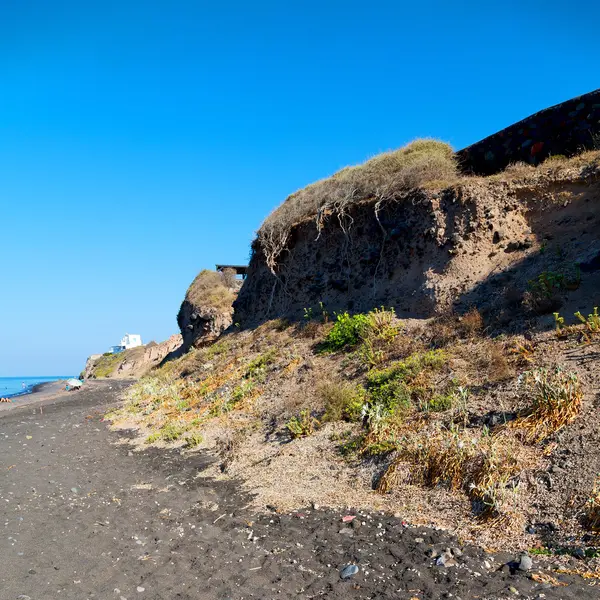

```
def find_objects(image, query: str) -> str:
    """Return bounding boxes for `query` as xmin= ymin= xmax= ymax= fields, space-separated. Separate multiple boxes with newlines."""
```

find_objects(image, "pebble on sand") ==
xmin=340 ymin=564 xmax=359 ymax=579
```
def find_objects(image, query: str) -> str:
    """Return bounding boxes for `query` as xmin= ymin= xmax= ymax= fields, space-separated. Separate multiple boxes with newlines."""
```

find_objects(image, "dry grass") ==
xmin=257 ymin=139 xmax=457 ymax=269
xmin=509 ymin=367 xmax=583 ymax=443
xmin=377 ymin=423 xmax=534 ymax=519
xmin=586 ymin=478 xmax=600 ymax=532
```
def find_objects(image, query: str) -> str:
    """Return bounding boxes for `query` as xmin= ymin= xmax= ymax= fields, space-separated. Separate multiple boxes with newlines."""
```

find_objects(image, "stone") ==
xmin=351 ymin=519 xmax=361 ymax=530
xmin=518 ymin=553 xmax=533 ymax=571
xmin=573 ymin=547 xmax=586 ymax=559
xmin=340 ymin=564 xmax=359 ymax=579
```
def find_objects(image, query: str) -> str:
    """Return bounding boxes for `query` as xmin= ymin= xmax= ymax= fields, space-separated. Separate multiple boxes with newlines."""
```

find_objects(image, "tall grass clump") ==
xmin=510 ymin=367 xmax=583 ymax=442
xmin=378 ymin=425 xmax=528 ymax=518
xmin=257 ymin=139 xmax=457 ymax=270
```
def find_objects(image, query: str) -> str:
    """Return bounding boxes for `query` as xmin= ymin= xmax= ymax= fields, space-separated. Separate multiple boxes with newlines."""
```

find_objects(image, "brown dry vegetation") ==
xmin=182 ymin=269 xmax=238 ymax=312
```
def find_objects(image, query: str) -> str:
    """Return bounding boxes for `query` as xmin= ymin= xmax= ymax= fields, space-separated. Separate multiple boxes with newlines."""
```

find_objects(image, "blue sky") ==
xmin=1 ymin=0 xmax=598 ymax=375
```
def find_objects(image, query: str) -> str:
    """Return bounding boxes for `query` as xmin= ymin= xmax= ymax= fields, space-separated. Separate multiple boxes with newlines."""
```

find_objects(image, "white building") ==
xmin=109 ymin=333 xmax=143 ymax=354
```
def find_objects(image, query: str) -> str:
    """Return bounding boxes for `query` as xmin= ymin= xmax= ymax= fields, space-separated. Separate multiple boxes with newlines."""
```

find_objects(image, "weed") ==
xmin=554 ymin=312 xmax=565 ymax=334
xmin=525 ymin=267 xmax=581 ymax=314
xmin=510 ymin=339 xmax=535 ymax=366
xmin=319 ymin=381 xmax=366 ymax=423
xmin=206 ymin=339 xmax=231 ymax=359
xmin=185 ymin=432 xmax=204 ymax=448
xmin=362 ymin=350 xmax=448 ymax=426
xmin=286 ymin=410 xmax=320 ymax=439
xmin=231 ymin=380 xmax=255 ymax=403
xmin=458 ymin=308 xmax=484 ymax=337
xmin=245 ymin=349 xmax=278 ymax=379
xmin=575 ymin=307 xmax=600 ymax=333
xmin=378 ymin=424 xmax=526 ymax=518
xmin=338 ymin=433 xmax=366 ymax=458
xmin=160 ymin=421 xmax=187 ymax=442
xmin=511 ymin=367 xmax=583 ymax=443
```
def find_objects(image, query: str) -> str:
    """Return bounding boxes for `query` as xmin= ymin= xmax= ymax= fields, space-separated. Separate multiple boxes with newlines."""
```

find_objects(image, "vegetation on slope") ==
xmin=108 ymin=150 xmax=600 ymax=554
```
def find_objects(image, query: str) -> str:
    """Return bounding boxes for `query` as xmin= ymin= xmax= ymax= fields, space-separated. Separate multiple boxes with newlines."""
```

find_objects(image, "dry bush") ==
xmin=318 ymin=380 xmax=365 ymax=423
xmin=510 ymin=367 xmax=583 ymax=443
xmin=474 ymin=339 xmax=513 ymax=383
xmin=257 ymin=139 xmax=457 ymax=269
xmin=458 ymin=308 xmax=484 ymax=337
xmin=586 ymin=478 xmax=600 ymax=532
xmin=183 ymin=269 xmax=238 ymax=311
xmin=378 ymin=424 xmax=531 ymax=518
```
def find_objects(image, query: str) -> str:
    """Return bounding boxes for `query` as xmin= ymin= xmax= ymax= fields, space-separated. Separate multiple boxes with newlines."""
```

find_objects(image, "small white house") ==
xmin=109 ymin=333 xmax=143 ymax=354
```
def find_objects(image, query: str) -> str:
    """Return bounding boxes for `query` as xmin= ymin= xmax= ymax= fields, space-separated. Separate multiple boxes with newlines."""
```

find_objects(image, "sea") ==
xmin=0 ymin=376 xmax=71 ymax=399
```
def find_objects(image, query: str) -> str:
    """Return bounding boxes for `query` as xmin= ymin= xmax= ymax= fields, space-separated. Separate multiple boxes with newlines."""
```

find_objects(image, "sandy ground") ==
xmin=1 ymin=382 xmax=599 ymax=600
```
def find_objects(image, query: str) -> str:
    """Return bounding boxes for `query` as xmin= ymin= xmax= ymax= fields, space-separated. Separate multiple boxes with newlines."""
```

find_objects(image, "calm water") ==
xmin=0 ymin=376 xmax=71 ymax=399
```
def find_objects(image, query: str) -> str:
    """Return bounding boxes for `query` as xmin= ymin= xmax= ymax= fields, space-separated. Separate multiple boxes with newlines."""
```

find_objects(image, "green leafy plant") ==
xmin=286 ymin=410 xmax=320 ymax=438
xmin=184 ymin=432 xmax=204 ymax=448
xmin=319 ymin=311 xmax=371 ymax=352
xmin=553 ymin=312 xmax=565 ymax=332
xmin=245 ymin=349 xmax=277 ymax=379
xmin=575 ymin=307 xmax=600 ymax=333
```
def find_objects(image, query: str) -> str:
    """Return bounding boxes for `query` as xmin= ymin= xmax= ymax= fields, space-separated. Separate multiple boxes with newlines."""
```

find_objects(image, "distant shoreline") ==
xmin=0 ymin=380 xmax=67 ymax=410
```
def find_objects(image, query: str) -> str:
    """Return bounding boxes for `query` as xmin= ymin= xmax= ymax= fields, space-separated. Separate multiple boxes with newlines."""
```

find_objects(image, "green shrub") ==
xmin=245 ymin=349 xmax=278 ymax=378
xmin=160 ymin=421 xmax=187 ymax=442
xmin=319 ymin=381 xmax=366 ymax=422
xmin=525 ymin=267 xmax=581 ymax=314
xmin=184 ymin=432 xmax=204 ymax=448
xmin=286 ymin=410 xmax=320 ymax=439
xmin=319 ymin=307 xmax=400 ymax=355
xmin=362 ymin=350 xmax=448 ymax=426
xmin=320 ymin=312 xmax=370 ymax=352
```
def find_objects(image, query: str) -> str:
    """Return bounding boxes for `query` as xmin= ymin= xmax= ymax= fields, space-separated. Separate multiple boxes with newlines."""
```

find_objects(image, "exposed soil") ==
xmin=2 ymin=382 xmax=600 ymax=599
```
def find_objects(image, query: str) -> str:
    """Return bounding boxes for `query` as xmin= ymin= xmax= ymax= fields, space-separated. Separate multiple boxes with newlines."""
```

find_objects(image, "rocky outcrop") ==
xmin=234 ymin=158 xmax=600 ymax=327
xmin=177 ymin=302 xmax=234 ymax=349
xmin=83 ymin=335 xmax=183 ymax=379
xmin=115 ymin=335 xmax=182 ymax=377
xmin=177 ymin=270 xmax=241 ymax=350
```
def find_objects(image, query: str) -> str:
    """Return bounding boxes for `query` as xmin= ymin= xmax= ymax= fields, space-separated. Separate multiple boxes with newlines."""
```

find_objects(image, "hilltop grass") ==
xmin=92 ymin=352 xmax=126 ymax=378
xmin=257 ymin=139 xmax=458 ymax=269
xmin=180 ymin=269 xmax=238 ymax=313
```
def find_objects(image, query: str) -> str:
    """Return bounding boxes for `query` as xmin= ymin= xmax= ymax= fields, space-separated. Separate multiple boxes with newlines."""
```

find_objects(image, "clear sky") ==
xmin=1 ymin=0 xmax=598 ymax=375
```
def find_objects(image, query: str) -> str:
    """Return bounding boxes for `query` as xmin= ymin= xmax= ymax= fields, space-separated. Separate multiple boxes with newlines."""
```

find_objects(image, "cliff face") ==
xmin=234 ymin=157 xmax=600 ymax=328
xmin=83 ymin=334 xmax=182 ymax=379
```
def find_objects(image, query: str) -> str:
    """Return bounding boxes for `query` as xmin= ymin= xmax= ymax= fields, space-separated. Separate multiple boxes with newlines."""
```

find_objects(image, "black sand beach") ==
xmin=1 ymin=382 xmax=598 ymax=599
